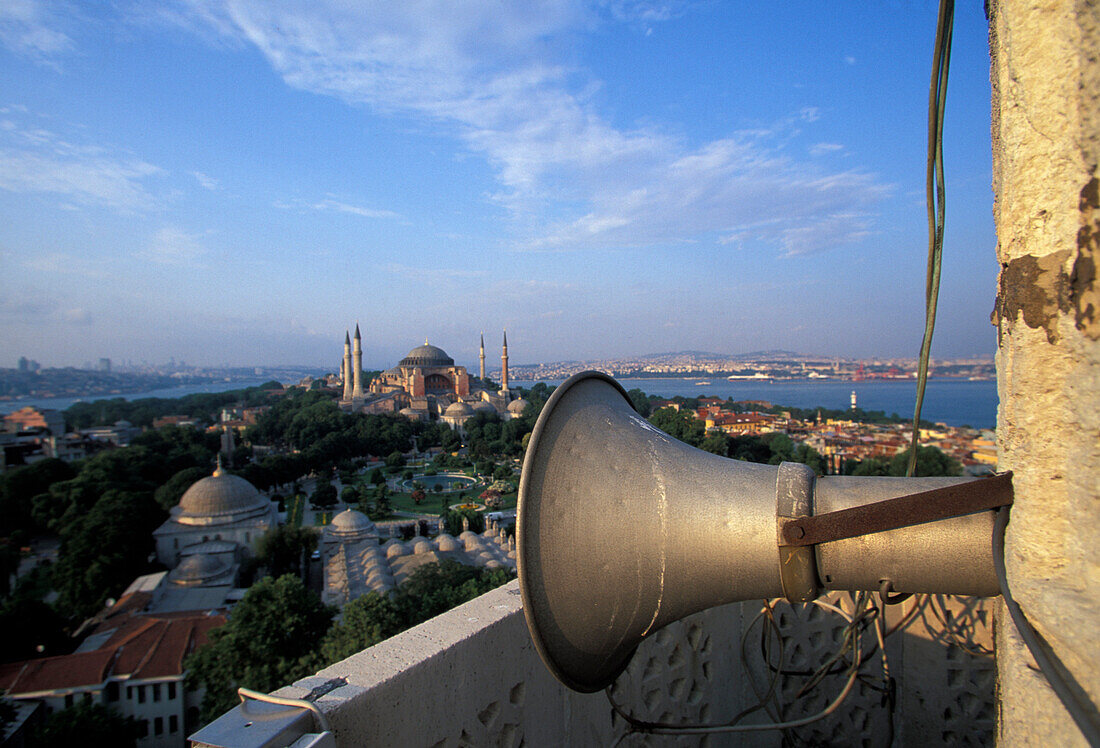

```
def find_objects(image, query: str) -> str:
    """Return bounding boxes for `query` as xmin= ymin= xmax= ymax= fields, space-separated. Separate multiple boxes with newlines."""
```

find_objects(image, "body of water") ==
xmin=0 ymin=379 xmax=275 ymax=415
xmin=526 ymin=377 xmax=998 ymax=429
xmin=2 ymin=375 xmax=999 ymax=429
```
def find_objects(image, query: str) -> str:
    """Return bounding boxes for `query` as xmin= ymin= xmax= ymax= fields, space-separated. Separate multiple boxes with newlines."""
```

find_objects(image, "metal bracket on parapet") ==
xmin=778 ymin=471 xmax=1014 ymax=547
xmin=775 ymin=461 xmax=819 ymax=603
xmin=189 ymin=683 xmax=341 ymax=748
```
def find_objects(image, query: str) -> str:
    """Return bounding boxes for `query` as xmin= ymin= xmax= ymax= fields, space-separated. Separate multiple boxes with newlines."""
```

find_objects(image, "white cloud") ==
xmin=274 ymin=196 xmax=401 ymax=220
xmin=312 ymin=198 xmax=400 ymax=220
xmin=139 ymin=226 xmax=207 ymax=265
xmin=0 ymin=0 xmax=75 ymax=62
xmin=810 ymin=142 xmax=844 ymax=156
xmin=0 ymin=116 xmax=162 ymax=211
xmin=192 ymin=171 xmax=218 ymax=190
xmin=161 ymin=1 xmax=887 ymax=254
xmin=781 ymin=212 xmax=874 ymax=256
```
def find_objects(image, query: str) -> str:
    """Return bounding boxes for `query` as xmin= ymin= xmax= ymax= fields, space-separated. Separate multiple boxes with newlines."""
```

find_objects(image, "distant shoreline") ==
xmin=0 ymin=379 xmax=276 ymax=415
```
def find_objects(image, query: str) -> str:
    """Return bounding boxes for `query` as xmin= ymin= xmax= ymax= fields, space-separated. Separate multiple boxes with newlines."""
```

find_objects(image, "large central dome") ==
xmin=399 ymin=343 xmax=454 ymax=368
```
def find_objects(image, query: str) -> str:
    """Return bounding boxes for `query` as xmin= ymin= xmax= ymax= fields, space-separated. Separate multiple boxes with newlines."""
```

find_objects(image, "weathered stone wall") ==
xmin=268 ymin=582 xmax=994 ymax=747
xmin=989 ymin=1 xmax=1100 ymax=744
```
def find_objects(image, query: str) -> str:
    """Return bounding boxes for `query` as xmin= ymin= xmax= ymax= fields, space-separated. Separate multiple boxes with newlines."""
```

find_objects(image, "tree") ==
xmin=627 ymin=388 xmax=653 ymax=417
xmin=53 ymin=489 xmax=163 ymax=618
xmin=310 ymin=481 xmax=338 ymax=509
xmin=385 ymin=451 xmax=406 ymax=470
xmin=371 ymin=484 xmax=392 ymax=518
xmin=319 ymin=592 xmax=404 ymax=663
xmin=369 ymin=467 xmax=386 ymax=486
xmin=0 ymin=458 xmax=76 ymax=535
xmin=255 ymin=526 xmax=318 ymax=579
xmin=492 ymin=464 xmax=513 ymax=481
xmin=0 ymin=594 xmax=71 ymax=662
xmin=185 ymin=575 xmax=334 ymax=723
xmin=440 ymin=428 xmax=462 ymax=452
xmin=153 ymin=466 xmax=209 ymax=511
xmin=443 ymin=507 xmax=485 ymax=536
xmin=411 ymin=488 xmax=427 ymax=505
xmin=32 ymin=702 xmax=142 ymax=748
xmin=851 ymin=457 xmax=891 ymax=476
xmin=340 ymin=485 xmax=359 ymax=504
xmin=700 ymin=432 xmax=731 ymax=457
xmin=648 ymin=406 xmax=706 ymax=448
xmin=888 ymin=445 xmax=963 ymax=477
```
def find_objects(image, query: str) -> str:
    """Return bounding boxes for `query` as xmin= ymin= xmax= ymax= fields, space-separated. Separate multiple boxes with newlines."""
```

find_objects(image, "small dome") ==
xmin=507 ymin=398 xmax=528 ymax=414
xmin=435 ymin=533 xmax=460 ymax=552
xmin=169 ymin=553 xmax=229 ymax=586
xmin=384 ymin=540 xmax=408 ymax=558
xmin=329 ymin=509 xmax=377 ymax=537
xmin=411 ymin=539 xmax=433 ymax=555
xmin=176 ymin=465 xmax=267 ymax=525
xmin=444 ymin=401 xmax=474 ymax=417
xmin=472 ymin=401 xmax=496 ymax=412
xmin=399 ymin=344 xmax=454 ymax=368
xmin=366 ymin=568 xmax=393 ymax=585
xmin=399 ymin=407 xmax=418 ymax=416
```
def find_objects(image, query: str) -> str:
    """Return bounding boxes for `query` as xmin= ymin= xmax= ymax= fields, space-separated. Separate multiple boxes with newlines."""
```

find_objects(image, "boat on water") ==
xmin=694 ymin=381 xmax=711 ymax=385
xmin=727 ymin=372 xmax=773 ymax=381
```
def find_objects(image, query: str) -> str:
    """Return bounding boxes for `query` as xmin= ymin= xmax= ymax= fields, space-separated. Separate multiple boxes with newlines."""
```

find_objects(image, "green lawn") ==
xmin=286 ymin=495 xmax=305 ymax=528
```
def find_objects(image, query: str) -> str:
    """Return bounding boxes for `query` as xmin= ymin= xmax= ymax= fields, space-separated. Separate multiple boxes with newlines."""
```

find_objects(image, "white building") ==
xmin=153 ymin=461 xmax=276 ymax=569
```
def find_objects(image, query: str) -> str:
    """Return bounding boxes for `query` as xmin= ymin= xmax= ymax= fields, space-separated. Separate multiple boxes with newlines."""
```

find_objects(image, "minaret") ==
xmin=501 ymin=329 xmax=509 ymax=393
xmin=479 ymin=333 xmax=486 ymax=381
xmin=352 ymin=324 xmax=364 ymax=400
xmin=342 ymin=331 xmax=353 ymax=401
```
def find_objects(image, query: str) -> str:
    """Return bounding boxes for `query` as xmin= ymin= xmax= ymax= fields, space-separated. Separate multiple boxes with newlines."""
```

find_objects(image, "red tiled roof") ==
xmin=1 ymin=649 xmax=115 ymax=693
xmin=2 ymin=613 xmax=226 ymax=695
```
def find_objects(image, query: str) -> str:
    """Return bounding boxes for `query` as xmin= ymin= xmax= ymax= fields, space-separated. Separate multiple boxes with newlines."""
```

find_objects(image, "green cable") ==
xmin=908 ymin=0 xmax=954 ymax=478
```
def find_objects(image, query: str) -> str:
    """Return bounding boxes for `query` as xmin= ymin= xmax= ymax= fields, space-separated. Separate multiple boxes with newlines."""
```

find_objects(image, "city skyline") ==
xmin=2 ymin=2 xmax=997 ymax=367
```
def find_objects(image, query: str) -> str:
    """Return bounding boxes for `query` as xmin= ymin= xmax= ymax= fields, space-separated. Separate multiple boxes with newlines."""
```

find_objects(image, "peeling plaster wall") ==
xmin=990 ymin=1 xmax=1100 ymax=744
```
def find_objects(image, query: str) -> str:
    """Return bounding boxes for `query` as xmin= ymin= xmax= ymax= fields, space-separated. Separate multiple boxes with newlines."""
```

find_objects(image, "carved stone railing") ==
xmin=191 ymin=581 xmax=994 ymax=747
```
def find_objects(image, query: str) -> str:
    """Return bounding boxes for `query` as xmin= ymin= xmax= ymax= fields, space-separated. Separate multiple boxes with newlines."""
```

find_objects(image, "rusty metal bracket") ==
xmin=779 ymin=471 xmax=1014 ymax=548
xmin=775 ymin=462 xmax=819 ymax=603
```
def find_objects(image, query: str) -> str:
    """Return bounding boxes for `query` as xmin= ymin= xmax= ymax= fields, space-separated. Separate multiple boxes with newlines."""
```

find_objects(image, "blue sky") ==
xmin=0 ymin=1 xmax=997 ymax=369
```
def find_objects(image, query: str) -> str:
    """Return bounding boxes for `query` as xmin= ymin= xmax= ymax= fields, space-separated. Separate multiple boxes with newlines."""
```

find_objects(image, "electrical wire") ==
xmin=606 ymin=594 xmax=874 ymax=742
xmin=907 ymin=0 xmax=955 ymax=478
xmin=993 ymin=509 xmax=1100 ymax=745
xmin=237 ymin=686 xmax=333 ymax=734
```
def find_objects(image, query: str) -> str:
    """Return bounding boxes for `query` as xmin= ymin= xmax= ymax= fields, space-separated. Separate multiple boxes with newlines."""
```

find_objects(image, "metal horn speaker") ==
xmin=517 ymin=371 xmax=1009 ymax=693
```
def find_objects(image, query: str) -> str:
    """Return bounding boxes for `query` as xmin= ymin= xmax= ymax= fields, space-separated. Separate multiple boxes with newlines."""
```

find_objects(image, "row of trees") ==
xmin=63 ymin=382 xmax=280 ymax=430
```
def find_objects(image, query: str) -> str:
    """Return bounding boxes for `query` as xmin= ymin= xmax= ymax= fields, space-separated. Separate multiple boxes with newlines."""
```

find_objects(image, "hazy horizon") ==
xmin=2 ymin=2 xmax=998 ymax=368
xmin=4 ymin=346 xmax=994 ymax=374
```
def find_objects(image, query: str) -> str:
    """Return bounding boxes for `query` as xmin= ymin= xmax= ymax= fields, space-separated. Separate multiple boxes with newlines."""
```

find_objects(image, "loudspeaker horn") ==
xmin=517 ymin=371 xmax=1001 ymax=693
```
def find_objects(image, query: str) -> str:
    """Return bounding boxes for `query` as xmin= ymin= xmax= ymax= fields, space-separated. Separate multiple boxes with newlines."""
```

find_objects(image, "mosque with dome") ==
xmin=151 ymin=459 xmax=278 ymax=600
xmin=338 ymin=328 xmax=527 ymax=433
